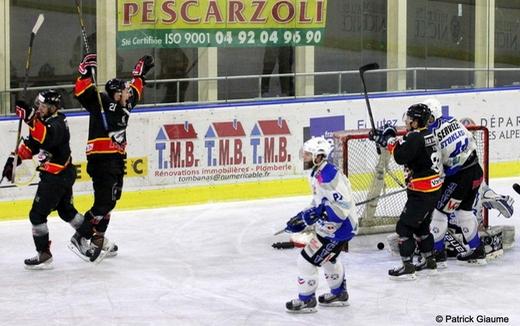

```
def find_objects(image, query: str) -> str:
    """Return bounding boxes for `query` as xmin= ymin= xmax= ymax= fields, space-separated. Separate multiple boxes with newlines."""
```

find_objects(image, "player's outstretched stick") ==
xmin=273 ymin=187 xmax=407 ymax=235
xmin=513 ymin=183 xmax=520 ymax=195
xmin=11 ymin=14 xmax=45 ymax=184
xmin=74 ymin=0 xmax=108 ymax=130
xmin=359 ymin=63 xmax=381 ymax=154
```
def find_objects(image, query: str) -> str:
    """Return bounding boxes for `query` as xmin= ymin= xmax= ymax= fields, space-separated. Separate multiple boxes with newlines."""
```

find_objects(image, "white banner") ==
xmin=1 ymin=88 xmax=519 ymax=201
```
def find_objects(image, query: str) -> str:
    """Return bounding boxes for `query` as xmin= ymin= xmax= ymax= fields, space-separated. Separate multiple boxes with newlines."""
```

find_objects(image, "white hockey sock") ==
xmin=322 ymin=260 xmax=345 ymax=293
xmin=431 ymin=209 xmax=448 ymax=251
xmin=454 ymin=209 xmax=480 ymax=249
xmin=297 ymin=254 xmax=318 ymax=299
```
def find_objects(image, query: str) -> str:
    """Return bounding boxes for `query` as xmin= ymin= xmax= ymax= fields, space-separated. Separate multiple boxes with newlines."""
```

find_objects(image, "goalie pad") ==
xmin=386 ymin=225 xmax=515 ymax=258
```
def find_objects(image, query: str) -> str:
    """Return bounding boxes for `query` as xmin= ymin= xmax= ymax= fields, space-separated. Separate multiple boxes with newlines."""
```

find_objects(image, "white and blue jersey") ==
xmin=307 ymin=162 xmax=358 ymax=242
xmin=429 ymin=116 xmax=477 ymax=177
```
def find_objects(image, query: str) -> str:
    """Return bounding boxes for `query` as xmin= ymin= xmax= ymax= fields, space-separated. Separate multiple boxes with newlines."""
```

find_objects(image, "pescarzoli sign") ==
xmin=117 ymin=0 xmax=327 ymax=48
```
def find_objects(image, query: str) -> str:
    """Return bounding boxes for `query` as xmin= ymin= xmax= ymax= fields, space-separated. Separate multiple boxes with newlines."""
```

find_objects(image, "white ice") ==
xmin=1 ymin=178 xmax=519 ymax=326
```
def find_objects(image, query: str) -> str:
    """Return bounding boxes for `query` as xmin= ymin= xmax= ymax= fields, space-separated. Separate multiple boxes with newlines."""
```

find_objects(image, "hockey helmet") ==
xmin=35 ymin=89 xmax=62 ymax=108
xmin=105 ymin=78 xmax=127 ymax=98
xmin=422 ymin=98 xmax=442 ymax=121
xmin=406 ymin=103 xmax=431 ymax=128
xmin=302 ymin=136 xmax=333 ymax=163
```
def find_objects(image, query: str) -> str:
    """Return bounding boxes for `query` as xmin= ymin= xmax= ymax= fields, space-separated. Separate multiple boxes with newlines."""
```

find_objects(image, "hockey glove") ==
xmin=109 ymin=130 xmax=127 ymax=150
xmin=285 ymin=206 xmax=323 ymax=233
xmin=78 ymin=53 xmax=97 ymax=77
xmin=2 ymin=153 xmax=22 ymax=182
xmin=369 ymin=123 xmax=397 ymax=148
xmin=15 ymin=100 xmax=36 ymax=124
xmin=132 ymin=55 xmax=155 ymax=78
xmin=482 ymin=190 xmax=514 ymax=218
xmin=382 ymin=123 xmax=397 ymax=138
xmin=285 ymin=214 xmax=306 ymax=233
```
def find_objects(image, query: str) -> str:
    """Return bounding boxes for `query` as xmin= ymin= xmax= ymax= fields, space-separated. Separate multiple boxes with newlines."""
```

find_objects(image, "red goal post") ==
xmin=331 ymin=125 xmax=489 ymax=235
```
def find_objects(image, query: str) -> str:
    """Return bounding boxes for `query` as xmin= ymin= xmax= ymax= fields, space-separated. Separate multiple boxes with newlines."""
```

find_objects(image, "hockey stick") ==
xmin=359 ymin=63 xmax=380 ymax=154
xmin=273 ymin=188 xmax=407 ymax=235
xmin=74 ymin=0 xmax=108 ymax=130
xmin=11 ymin=14 xmax=44 ymax=185
xmin=513 ymin=183 xmax=520 ymax=195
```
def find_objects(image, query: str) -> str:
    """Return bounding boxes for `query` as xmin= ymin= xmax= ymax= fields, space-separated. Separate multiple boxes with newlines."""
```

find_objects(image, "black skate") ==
xmin=89 ymin=234 xmax=116 ymax=264
xmin=457 ymin=243 xmax=487 ymax=265
xmin=286 ymin=296 xmax=317 ymax=313
xmin=388 ymin=262 xmax=416 ymax=280
xmin=103 ymin=241 xmax=118 ymax=258
xmin=24 ymin=242 xmax=53 ymax=270
xmin=68 ymin=232 xmax=92 ymax=261
xmin=414 ymin=255 xmax=438 ymax=275
xmin=434 ymin=249 xmax=447 ymax=269
xmin=318 ymin=291 xmax=349 ymax=307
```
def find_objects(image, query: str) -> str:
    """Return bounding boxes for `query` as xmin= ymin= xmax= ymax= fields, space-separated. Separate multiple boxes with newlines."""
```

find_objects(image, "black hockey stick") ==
xmin=10 ymin=14 xmax=45 ymax=185
xmin=74 ymin=0 xmax=108 ymax=130
xmin=273 ymin=188 xmax=407 ymax=235
xmin=359 ymin=63 xmax=381 ymax=154
xmin=513 ymin=183 xmax=520 ymax=195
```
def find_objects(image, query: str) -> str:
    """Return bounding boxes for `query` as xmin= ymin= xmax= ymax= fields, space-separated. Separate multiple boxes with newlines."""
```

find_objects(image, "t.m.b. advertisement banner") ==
xmin=152 ymin=117 xmax=295 ymax=185
xmin=117 ymin=0 xmax=327 ymax=48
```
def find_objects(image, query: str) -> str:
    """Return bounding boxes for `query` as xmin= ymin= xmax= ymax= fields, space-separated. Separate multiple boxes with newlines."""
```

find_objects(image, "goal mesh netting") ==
xmin=332 ymin=126 xmax=489 ymax=235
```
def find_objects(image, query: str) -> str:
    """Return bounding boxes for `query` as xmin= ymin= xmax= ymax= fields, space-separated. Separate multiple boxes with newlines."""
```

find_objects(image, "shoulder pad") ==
xmin=316 ymin=163 xmax=338 ymax=184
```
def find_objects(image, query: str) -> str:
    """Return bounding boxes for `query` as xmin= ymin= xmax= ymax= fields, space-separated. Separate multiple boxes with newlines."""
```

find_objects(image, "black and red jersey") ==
xmin=18 ymin=112 xmax=72 ymax=174
xmin=389 ymin=128 xmax=442 ymax=193
xmin=73 ymin=76 xmax=144 ymax=160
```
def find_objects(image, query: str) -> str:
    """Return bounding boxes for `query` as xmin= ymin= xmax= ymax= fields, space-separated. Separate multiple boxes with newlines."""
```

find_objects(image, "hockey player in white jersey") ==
xmin=424 ymin=98 xmax=514 ymax=266
xmin=283 ymin=136 xmax=358 ymax=313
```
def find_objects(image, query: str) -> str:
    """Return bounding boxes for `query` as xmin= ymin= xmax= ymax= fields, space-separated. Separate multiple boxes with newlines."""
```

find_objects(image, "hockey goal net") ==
xmin=332 ymin=126 xmax=489 ymax=235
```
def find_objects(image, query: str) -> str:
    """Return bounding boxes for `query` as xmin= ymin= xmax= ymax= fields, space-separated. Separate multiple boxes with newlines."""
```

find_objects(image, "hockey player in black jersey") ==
xmin=70 ymin=53 xmax=154 ymax=262
xmin=370 ymin=104 xmax=442 ymax=279
xmin=2 ymin=90 xmax=85 ymax=270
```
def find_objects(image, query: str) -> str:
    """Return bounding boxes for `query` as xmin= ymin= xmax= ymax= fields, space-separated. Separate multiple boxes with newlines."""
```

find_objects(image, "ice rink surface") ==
xmin=1 ymin=178 xmax=519 ymax=326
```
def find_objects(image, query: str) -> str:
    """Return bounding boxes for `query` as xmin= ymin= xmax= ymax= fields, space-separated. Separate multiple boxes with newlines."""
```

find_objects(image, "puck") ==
xmin=377 ymin=242 xmax=385 ymax=250
xmin=513 ymin=183 xmax=520 ymax=195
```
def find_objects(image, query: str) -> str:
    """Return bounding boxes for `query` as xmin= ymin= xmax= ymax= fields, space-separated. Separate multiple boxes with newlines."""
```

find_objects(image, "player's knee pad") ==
xmin=430 ymin=209 xmax=448 ymax=242
xmin=395 ymin=219 xmax=413 ymax=238
xmin=297 ymin=253 xmax=319 ymax=297
xmin=454 ymin=209 xmax=480 ymax=248
xmin=322 ymin=260 xmax=345 ymax=291
xmin=112 ymin=183 xmax=122 ymax=201
xmin=29 ymin=210 xmax=47 ymax=226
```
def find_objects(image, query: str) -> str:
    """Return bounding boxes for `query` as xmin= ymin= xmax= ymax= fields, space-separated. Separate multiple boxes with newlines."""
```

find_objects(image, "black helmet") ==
xmin=35 ymin=89 xmax=62 ymax=108
xmin=406 ymin=103 xmax=431 ymax=127
xmin=105 ymin=78 xmax=127 ymax=98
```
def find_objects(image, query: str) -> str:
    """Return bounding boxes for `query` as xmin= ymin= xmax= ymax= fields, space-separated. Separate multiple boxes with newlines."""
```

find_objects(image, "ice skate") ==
xmin=457 ymin=243 xmax=487 ymax=265
xmin=102 ymin=238 xmax=118 ymax=258
xmin=285 ymin=296 xmax=317 ymax=313
xmin=89 ymin=234 xmax=115 ymax=264
xmin=318 ymin=291 xmax=349 ymax=307
xmin=388 ymin=262 xmax=416 ymax=280
xmin=24 ymin=242 xmax=53 ymax=270
xmin=434 ymin=249 xmax=448 ymax=269
xmin=68 ymin=232 xmax=91 ymax=261
xmin=414 ymin=255 xmax=438 ymax=275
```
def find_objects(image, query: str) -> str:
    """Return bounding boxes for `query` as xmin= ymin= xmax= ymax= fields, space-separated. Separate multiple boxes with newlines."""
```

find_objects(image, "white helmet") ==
xmin=302 ymin=136 xmax=333 ymax=163
xmin=422 ymin=98 xmax=442 ymax=121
